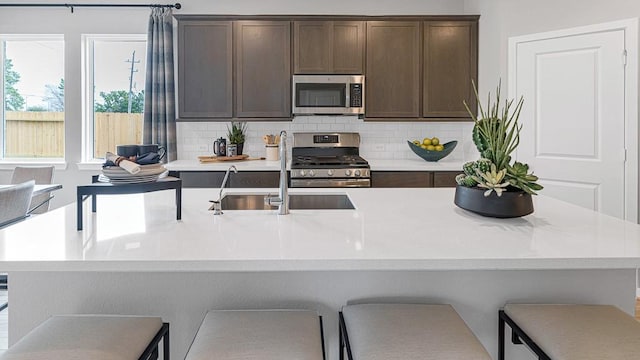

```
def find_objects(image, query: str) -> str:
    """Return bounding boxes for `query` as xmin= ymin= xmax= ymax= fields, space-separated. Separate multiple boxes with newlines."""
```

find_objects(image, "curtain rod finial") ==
xmin=174 ymin=3 xmax=181 ymax=9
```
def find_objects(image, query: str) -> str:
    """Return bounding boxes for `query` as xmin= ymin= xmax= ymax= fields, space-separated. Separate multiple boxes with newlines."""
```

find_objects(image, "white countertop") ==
xmin=1 ymin=187 xmax=639 ymax=272
xmin=165 ymin=159 xmax=464 ymax=171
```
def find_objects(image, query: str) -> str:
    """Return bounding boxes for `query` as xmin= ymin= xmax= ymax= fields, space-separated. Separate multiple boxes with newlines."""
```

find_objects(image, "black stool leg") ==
xmin=339 ymin=314 xmax=344 ymax=360
xmin=339 ymin=311 xmax=354 ymax=360
xmin=163 ymin=323 xmax=170 ymax=360
xmin=498 ymin=310 xmax=505 ymax=360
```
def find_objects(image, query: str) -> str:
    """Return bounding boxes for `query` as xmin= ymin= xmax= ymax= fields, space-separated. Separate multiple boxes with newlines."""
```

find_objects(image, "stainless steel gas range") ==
xmin=290 ymin=132 xmax=371 ymax=188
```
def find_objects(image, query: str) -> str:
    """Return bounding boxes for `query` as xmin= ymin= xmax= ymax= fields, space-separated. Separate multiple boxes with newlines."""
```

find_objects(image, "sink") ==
xmin=220 ymin=193 xmax=355 ymax=210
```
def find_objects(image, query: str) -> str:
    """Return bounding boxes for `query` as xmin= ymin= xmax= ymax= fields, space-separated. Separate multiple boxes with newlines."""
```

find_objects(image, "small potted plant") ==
xmin=454 ymin=81 xmax=543 ymax=218
xmin=227 ymin=121 xmax=247 ymax=155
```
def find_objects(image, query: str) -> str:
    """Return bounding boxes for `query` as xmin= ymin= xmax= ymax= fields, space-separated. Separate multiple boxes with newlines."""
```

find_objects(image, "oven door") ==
xmin=290 ymin=178 xmax=371 ymax=188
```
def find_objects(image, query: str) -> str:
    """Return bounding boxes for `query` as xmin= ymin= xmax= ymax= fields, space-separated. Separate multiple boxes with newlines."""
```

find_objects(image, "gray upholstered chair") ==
xmin=0 ymin=315 xmax=169 ymax=360
xmin=185 ymin=309 xmax=325 ymax=360
xmin=0 ymin=180 xmax=35 ymax=228
xmin=11 ymin=166 xmax=55 ymax=214
xmin=339 ymin=303 xmax=491 ymax=360
xmin=499 ymin=303 xmax=640 ymax=360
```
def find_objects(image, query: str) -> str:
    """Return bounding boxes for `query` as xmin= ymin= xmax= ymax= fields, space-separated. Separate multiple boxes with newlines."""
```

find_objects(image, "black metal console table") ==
xmin=76 ymin=176 xmax=182 ymax=230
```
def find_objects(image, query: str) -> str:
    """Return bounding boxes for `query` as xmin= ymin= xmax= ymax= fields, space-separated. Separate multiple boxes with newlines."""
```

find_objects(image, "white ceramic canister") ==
xmin=265 ymin=145 xmax=279 ymax=161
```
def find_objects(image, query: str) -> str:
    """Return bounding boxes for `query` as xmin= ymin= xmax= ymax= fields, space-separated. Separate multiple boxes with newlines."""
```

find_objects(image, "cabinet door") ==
xmin=294 ymin=21 xmax=331 ymax=73
xmin=235 ymin=21 xmax=291 ymax=118
xmin=332 ymin=21 xmax=364 ymax=74
xmin=371 ymin=171 xmax=433 ymax=187
xmin=178 ymin=21 xmax=233 ymax=119
xmin=177 ymin=171 xmax=225 ymax=188
xmin=366 ymin=21 xmax=421 ymax=118
xmin=231 ymin=172 xmax=280 ymax=188
xmin=433 ymin=171 xmax=460 ymax=188
xmin=294 ymin=21 xmax=364 ymax=74
xmin=423 ymin=21 xmax=478 ymax=118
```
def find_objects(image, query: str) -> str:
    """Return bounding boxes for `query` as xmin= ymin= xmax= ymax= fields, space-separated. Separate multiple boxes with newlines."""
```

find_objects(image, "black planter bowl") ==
xmin=454 ymin=185 xmax=534 ymax=218
xmin=407 ymin=140 xmax=457 ymax=162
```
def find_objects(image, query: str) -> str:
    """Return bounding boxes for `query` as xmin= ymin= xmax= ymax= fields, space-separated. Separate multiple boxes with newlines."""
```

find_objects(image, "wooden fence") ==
xmin=5 ymin=111 xmax=143 ymax=158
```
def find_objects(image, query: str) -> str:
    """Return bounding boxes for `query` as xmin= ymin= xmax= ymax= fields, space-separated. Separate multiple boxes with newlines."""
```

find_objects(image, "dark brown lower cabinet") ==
xmin=171 ymin=171 xmax=225 ymax=188
xmin=371 ymin=171 xmax=433 ymax=188
xmin=172 ymin=170 xmax=459 ymax=189
xmin=230 ymin=172 xmax=280 ymax=188
xmin=433 ymin=171 xmax=460 ymax=188
xmin=171 ymin=171 xmax=280 ymax=188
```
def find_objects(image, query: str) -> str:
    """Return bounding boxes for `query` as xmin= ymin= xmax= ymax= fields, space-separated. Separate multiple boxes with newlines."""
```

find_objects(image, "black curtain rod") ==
xmin=0 ymin=3 xmax=181 ymax=13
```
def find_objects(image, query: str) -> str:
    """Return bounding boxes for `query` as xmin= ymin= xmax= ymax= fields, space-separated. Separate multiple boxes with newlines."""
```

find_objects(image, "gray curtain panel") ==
xmin=144 ymin=7 xmax=176 ymax=163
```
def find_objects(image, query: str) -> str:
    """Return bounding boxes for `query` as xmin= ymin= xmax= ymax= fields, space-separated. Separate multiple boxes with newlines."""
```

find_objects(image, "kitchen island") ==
xmin=1 ymin=187 xmax=639 ymax=359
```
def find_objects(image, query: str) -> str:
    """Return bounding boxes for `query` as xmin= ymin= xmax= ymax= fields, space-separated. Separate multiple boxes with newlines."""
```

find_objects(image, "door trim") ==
xmin=508 ymin=18 xmax=638 ymax=223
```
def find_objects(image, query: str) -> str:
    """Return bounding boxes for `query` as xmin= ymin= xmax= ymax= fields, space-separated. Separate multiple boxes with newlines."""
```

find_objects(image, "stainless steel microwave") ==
xmin=292 ymin=75 xmax=364 ymax=115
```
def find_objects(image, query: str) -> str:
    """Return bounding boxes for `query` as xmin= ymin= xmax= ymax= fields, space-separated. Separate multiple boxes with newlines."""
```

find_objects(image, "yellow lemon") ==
xmin=435 ymin=144 xmax=444 ymax=151
xmin=431 ymin=137 xmax=440 ymax=146
xmin=412 ymin=140 xmax=421 ymax=146
xmin=426 ymin=145 xmax=436 ymax=151
xmin=422 ymin=138 xmax=432 ymax=146
xmin=420 ymin=144 xmax=428 ymax=150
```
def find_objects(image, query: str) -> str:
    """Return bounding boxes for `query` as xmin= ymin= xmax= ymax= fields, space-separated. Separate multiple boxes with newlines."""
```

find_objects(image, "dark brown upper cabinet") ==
xmin=293 ymin=21 xmax=364 ymax=74
xmin=235 ymin=21 xmax=292 ymax=118
xmin=365 ymin=21 xmax=421 ymax=119
xmin=423 ymin=21 xmax=478 ymax=119
xmin=178 ymin=21 xmax=233 ymax=119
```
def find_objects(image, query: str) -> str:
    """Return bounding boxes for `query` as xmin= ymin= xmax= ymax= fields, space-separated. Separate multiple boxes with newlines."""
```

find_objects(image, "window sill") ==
xmin=0 ymin=160 xmax=67 ymax=170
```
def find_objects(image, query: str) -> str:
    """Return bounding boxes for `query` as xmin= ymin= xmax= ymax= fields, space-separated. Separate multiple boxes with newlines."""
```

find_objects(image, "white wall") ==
xmin=464 ymin=0 xmax=640 ymax=95
xmin=0 ymin=0 xmax=468 ymax=207
xmin=464 ymin=0 xmax=640 ymax=222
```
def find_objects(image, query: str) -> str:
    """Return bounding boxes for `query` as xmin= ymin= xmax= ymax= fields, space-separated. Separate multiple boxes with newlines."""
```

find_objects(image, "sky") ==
xmin=5 ymin=39 xmax=146 ymax=109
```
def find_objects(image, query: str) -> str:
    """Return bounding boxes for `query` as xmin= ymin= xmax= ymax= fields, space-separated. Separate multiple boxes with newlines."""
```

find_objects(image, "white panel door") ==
xmin=513 ymin=29 xmax=626 ymax=219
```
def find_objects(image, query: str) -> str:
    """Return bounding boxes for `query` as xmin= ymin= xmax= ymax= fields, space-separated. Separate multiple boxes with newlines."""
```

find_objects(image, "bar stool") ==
xmin=339 ymin=303 xmax=491 ymax=360
xmin=185 ymin=309 xmax=325 ymax=360
xmin=0 ymin=315 xmax=169 ymax=360
xmin=499 ymin=303 xmax=640 ymax=360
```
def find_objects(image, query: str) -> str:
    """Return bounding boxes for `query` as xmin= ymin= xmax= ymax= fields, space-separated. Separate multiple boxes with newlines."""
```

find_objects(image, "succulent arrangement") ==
xmin=455 ymin=81 xmax=543 ymax=197
xmin=227 ymin=121 xmax=247 ymax=145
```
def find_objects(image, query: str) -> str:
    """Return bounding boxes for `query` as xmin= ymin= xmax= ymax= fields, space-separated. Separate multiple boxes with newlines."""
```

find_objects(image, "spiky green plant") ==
xmin=464 ymin=81 xmax=523 ymax=171
xmin=459 ymin=81 xmax=543 ymax=195
xmin=227 ymin=121 xmax=247 ymax=144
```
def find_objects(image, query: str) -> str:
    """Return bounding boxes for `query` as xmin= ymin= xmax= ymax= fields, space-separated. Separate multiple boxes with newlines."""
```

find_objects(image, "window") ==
xmin=83 ymin=35 xmax=146 ymax=161
xmin=0 ymin=35 xmax=64 ymax=160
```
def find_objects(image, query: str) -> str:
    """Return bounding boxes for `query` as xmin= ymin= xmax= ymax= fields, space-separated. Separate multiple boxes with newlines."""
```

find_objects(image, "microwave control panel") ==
xmin=350 ymin=83 xmax=363 ymax=108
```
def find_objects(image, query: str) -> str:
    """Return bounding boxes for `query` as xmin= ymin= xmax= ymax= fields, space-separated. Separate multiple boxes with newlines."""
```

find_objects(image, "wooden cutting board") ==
xmin=198 ymin=154 xmax=265 ymax=163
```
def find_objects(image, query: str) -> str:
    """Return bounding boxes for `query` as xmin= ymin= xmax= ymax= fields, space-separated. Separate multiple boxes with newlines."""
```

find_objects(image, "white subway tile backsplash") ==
xmin=177 ymin=116 xmax=475 ymax=161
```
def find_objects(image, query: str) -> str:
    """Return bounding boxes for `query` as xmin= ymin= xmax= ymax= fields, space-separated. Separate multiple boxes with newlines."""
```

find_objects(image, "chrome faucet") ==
xmin=209 ymin=165 xmax=238 ymax=215
xmin=265 ymin=130 xmax=289 ymax=215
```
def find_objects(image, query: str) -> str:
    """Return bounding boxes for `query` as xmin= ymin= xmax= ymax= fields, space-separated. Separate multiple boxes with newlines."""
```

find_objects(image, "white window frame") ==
xmin=0 ymin=34 xmax=66 ymax=169
xmin=81 ymin=34 xmax=146 ymax=164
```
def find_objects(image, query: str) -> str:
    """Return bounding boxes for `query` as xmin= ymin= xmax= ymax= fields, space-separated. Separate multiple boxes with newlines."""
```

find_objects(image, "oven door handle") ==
xmin=290 ymin=178 xmax=371 ymax=188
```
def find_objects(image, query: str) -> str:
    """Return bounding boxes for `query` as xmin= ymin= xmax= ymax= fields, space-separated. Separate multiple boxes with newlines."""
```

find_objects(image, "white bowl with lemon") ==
xmin=407 ymin=137 xmax=457 ymax=162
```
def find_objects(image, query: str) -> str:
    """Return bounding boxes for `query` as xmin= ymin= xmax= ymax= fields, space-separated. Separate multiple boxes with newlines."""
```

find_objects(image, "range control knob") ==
xmin=354 ymin=169 xmax=361 ymax=177
xmin=327 ymin=170 xmax=334 ymax=176
xmin=345 ymin=169 xmax=352 ymax=176
xmin=309 ymin=170 xmax=315 ymax=177
xmin=299 ymin=170 xmax=306 ymax=177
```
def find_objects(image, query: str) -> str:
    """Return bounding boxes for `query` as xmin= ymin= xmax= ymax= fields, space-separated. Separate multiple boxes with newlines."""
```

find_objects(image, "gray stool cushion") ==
xmin=342 ymin=303 xmax=491 ymax=360
xmin=504 ymin=304 xmax=640 ymax=360
xmin=185 ymin=309 xmax=324 ymax=360
xmin=0 ymin=314 xmax=163 ymax=360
